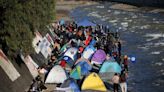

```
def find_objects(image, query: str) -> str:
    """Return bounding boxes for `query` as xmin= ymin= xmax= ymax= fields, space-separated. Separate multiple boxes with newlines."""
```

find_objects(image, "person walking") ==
xmin=120 ymin=70 xmax=128 ymax=92
xmin=112 ymin=73 xmax=120 ymax=92
xmin=123 ymin=55 xmax=129 ymax=71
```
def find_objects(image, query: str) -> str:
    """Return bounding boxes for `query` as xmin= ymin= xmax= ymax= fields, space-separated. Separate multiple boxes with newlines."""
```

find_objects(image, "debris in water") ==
xmin=151 ymin=51 xmax=160 ymax=55
xmin=121 ymin=22 xmax=128 ymax=28
xmin=96 ymin=5 xmax=104 ymax=8
xmin=155 ymin=62 xmax=163 ymax=66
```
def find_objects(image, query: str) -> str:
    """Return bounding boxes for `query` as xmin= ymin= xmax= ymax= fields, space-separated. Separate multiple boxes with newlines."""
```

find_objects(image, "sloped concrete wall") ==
xmin=0 ymin=55 xmax=33 ymax=92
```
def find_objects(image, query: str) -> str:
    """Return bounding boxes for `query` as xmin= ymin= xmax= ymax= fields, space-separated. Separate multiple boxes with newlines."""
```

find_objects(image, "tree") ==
xmin=0 ymin=0 xmax=56 ymax=58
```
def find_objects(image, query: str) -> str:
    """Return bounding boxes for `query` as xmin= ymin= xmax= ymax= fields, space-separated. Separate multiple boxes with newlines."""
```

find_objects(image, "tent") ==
xmin=70 ymin=66 xmax=81 ymax=80
xmin=70 ymin=59 xmax=92 ymax=79
xmin=77 ymin=19 xmax=96 ymax=27
xmin=63 ymin=47 xmax=78 ymax=67
xmin=82 ymin=45 xmax=96 ymax=60
xmin=75 ymin=58 xmax=91 ymax=65
xmin=56 ymin=78 xmax=80 ymax=92
xmin=99 ymin=72 xmax=115 ymax=81
xmin=81 ymin=73 xmax=107 ymax=91
xmin=91 ymin=49 xmax=106 ymax=64
xmin=99 ymin=61 xmax=121 ymax=80
xmin=45 ymin=65 xmax=68 ymax=84
xmin=60 ymin=43 xmax=68 ymax=54
xmin=100 ymin=61 xmax=121 ymax=74
xmin=89 ymin=39 xmax=97 ymax=46
xmin=64 ymin=47 xmax=78 ymax=61
xmin=75 ymin=60 xmax=92 ymax=74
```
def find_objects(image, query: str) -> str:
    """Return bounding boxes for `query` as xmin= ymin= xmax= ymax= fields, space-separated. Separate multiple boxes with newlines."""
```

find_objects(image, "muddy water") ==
xmin=70 ymin=2 xmax=164 ymax=92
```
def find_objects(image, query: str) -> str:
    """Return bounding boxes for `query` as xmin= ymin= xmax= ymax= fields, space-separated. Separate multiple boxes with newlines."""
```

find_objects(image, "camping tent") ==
xmin=60 ymin=43 xmax=69 ymax=54
xmin=45 ymin=65 xmax=68 ymax=84
xmin=75 ymin=60 xmax=92 ymax=75
xmin=70 ymin=59 xmax=92 ymax=79
xmin=63 ymin=47 xmax=78 ymax=67
xmin=89 ymin=39 xmax=97 ymax=46
xmin=75 ymin=58 xmax=91 ymax=65
xmin=70 ymin=66 xmax=81 ymax=80
xmin=81 ymin=72 xmax=107 ymax=91
xmin=77 ymin=19 xmax=96 ymax=27
xmin=99 ymin=61 xmax=121 ymax=80
xmin=100 ymin=61 xmax=121 ymax=73
xmin=91 ymin=49 xmax=106 ymax=64
xmin=56 ymin=78 xmax=80 ymax=92
xmin=82 ymin=45 xmax=96 ymax=60
xmin=64 ymin=47 xmax=78 ymax=61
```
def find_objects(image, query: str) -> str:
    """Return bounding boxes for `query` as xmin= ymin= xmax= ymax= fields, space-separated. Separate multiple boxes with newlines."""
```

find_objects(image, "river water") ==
xmin=70 ymin=2 xmax=164 ymax=92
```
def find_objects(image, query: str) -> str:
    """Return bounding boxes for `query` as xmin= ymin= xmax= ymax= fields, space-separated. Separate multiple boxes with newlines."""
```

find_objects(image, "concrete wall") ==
xmin=0 ymin=55 xmax=33 ymax=92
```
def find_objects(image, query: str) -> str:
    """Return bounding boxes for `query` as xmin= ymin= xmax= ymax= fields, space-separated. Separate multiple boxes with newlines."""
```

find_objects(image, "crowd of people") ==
xmin=28 ymin=20 xmax=129 ymax=92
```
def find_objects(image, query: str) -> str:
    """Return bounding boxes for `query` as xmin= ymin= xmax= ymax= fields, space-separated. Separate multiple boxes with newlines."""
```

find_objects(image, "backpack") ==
xmin=120 ymin=74 xmax=126 ymax=83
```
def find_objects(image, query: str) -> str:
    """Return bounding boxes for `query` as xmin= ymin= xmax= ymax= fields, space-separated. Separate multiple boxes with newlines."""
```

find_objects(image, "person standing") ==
xmin=120 ymin=70 xmax=128 ymax=92
xmin=118 ymin=41 xmax=121 ymax=56
xmin=112 ymin=73 xmax=120 ymax=92
xmin=123 ymin=55 xmax=129 ymax=71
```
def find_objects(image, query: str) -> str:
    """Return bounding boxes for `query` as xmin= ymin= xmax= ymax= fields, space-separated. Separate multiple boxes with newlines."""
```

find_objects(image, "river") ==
xmin=70 ymin=2 xmax=164 ymax=92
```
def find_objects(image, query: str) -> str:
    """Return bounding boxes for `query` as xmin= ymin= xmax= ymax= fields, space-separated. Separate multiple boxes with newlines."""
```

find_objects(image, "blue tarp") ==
xmin=60 ymin=19 xmax=65 ymax=25
xmin=77 ymin=19 xmax=96 ymax=27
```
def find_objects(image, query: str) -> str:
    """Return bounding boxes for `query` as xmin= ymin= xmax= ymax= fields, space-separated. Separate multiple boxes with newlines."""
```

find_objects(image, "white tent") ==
xmin=82 ymin=45 xmax=96 ymax=60
xmin=64 ymin=47 xmax=78 ymax=61
xmin=45 ymin=65 xmax=68 ymax=84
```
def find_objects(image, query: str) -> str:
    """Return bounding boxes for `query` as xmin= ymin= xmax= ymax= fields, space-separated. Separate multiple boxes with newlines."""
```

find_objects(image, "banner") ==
xmin=39 ymin=37 xmax=51 ymax=58
xmin=32 ymin=31 xmax=43 ymax=53
xmin=46 ymin=33 xmax=54 ymax=45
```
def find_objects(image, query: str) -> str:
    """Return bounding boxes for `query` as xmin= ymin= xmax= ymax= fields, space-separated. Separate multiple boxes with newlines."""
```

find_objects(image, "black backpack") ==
xmin=120 ymin=74 xmax=126 ymax=82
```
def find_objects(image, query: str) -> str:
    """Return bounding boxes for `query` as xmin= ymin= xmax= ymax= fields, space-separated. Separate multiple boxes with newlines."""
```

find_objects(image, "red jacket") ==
xmin=124 ymin=58 xmax=128 ymax=65
xmin=60 ymin=60 xmax=66 ymax=68
xmin=84 ymin=36 xmax=92 ymax=46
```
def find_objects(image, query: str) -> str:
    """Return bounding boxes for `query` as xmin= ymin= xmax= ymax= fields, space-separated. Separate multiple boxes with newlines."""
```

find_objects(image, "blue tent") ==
xmin=76 ymin=61 xmax=92 ymax=75
xmin=70 ymin=60 xmax=92 ymax=79
xmin=100 ymin=61 xmax=121 ymax=73
xmin=56 ymin=78 xmax=80 ymax=92
xmin=82 ymin=45 xmax=96 ymax=60
xmin=89 ymin=39 xmax=96 ymax=46
xmin=77 ymin=19 xmax=96 ymax=27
